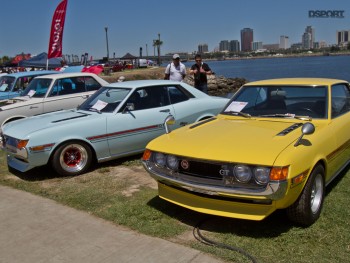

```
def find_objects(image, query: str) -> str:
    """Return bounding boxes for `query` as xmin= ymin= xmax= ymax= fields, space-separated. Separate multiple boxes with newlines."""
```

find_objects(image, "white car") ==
xmin=0 ymin=72 xmax=109 ymax=127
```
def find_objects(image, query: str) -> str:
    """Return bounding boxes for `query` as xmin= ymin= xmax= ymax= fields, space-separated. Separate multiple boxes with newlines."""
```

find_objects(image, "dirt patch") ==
xmin=91 ymin=164 xmax=157 ymax=197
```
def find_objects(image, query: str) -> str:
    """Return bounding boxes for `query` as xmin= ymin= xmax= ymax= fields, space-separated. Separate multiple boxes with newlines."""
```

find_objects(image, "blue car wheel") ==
xmin=52 ymin=141 xmax=93 ymax=176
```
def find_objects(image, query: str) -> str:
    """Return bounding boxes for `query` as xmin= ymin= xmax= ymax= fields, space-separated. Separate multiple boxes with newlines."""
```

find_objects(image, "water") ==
xmin=183 ymin=55 xmax=350 ymax=82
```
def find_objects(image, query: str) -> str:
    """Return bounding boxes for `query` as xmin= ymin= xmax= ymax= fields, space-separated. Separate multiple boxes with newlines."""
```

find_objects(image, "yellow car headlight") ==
xmin=166 ymin=155 xmax=178 ymax=170
xmin=234 ymin=165 xmax=252 ymax=183
xmin=254 ymin=167 xmax=271 ymax=185
xmin=154 ymin=152 xmax=166 ymax=167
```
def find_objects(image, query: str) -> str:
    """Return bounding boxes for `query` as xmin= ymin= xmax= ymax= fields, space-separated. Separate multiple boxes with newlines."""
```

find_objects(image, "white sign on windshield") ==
xmin=0 ymin=84 xmax=8 ymax=92
xmin=224 ymin=101 xmax=248 ymax=112
xmin=28 ymin=90 xmax=36 ymax=97
xmin=91 ymin=99 xmax=108 ymax=111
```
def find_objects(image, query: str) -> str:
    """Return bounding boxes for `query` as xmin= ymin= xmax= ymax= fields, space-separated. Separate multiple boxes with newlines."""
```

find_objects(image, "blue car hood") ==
xmin=2 ymin=110 xmax=94 ymax=138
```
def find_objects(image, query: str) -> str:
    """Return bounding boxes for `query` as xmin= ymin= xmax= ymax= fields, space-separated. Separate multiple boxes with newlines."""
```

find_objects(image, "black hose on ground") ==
xmin=193 ymin=218 xmax=258 ymax=263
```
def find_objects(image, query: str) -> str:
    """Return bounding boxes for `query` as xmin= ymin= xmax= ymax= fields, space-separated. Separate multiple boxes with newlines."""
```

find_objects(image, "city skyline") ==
xmin=1 ymin=0 xmax=349 ymax=59
xmin=213 ymin=25 xmax=334 ymax=53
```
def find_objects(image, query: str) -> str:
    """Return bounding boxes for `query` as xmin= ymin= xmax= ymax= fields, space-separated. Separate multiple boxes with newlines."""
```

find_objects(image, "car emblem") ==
xmin=180 ymin=160 xmax=189 ymax=170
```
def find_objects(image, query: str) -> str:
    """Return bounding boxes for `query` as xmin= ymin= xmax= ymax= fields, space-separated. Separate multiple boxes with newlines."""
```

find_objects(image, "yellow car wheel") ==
xmin=286 ymin=164 xmax=325 ymax=226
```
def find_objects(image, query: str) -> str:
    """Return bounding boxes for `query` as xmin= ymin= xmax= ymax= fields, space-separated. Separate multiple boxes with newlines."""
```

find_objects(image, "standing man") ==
xmin=190 ymin=54 xmax=212 ymax=94
xmin=164 ymin=54 xmax=186 ymax=81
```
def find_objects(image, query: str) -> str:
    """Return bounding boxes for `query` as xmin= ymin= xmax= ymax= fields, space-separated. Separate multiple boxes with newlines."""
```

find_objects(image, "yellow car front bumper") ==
xmin=158 ymin=182 xmax=277 ymax=221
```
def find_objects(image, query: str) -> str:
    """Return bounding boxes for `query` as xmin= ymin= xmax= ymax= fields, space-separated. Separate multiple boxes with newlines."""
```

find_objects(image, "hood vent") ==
xmin=51 ymin=113 xmax=90 ymax=123
xmin=189 ymin=117 xmax=216 ymax=129
xmin=277 ymin=123 xmax=303 ymax=136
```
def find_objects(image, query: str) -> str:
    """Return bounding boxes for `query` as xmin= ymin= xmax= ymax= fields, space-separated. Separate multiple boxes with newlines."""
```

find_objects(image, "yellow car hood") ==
xmin=147 ymin=117 xmax=307 ymax=165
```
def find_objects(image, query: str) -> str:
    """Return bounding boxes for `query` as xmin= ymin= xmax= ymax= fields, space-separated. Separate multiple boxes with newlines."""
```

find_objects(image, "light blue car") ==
xmin=0 ymin=71 xmax=59 ymax=100
xmin=1 ymin=80 xmax=229 ymax=176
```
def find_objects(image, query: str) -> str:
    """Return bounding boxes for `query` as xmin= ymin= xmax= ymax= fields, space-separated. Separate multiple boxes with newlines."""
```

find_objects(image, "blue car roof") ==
xmin=5 ymin=70 xmax=60 ymax=78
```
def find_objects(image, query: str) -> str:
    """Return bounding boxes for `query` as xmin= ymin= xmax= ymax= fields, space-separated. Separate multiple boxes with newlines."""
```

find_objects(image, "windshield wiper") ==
xmin=259 ymin=113 xmax=312 ymax=121
xmin=87 ymin=107 xmax=102 ymax=114
xmin=224 ymin=111 xmax=251 ymax=118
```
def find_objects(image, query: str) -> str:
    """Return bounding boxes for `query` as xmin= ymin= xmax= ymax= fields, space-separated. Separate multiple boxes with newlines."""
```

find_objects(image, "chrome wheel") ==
xmin=52 ymin=141 xmax=92 ymax=176
xmin=286 ymin=165 xmax=325 ymax=226
xmin=310 ymin=173 xmax=323 ymax=214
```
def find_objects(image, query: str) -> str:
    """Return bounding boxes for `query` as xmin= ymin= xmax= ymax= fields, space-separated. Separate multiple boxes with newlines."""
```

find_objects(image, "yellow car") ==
xmin=142 ymin=78 xmax=350 ymax=226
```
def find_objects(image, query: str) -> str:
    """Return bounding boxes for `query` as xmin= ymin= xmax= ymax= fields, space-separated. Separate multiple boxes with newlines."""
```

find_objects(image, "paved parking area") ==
xmin=0 ymin=185 xmax=224 ymax=263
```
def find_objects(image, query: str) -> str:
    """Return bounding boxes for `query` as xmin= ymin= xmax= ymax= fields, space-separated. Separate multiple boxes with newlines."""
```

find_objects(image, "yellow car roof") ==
xmin=246 ymin=78 xmax=348 ymax=86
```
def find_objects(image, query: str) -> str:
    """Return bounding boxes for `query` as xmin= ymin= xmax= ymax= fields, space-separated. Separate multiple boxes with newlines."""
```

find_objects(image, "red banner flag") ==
xmin=48 ymin=0 xmax=68 ymax=59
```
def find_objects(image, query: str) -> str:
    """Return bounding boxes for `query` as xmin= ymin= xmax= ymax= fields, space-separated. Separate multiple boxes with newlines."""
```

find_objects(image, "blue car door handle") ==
xmin=160 ymin=109 xmax=170 ymax=113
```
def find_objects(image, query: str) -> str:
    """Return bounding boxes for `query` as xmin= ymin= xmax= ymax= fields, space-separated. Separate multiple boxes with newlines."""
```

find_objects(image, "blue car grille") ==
xmin=3 ymin=135 xmax=17 ymax=148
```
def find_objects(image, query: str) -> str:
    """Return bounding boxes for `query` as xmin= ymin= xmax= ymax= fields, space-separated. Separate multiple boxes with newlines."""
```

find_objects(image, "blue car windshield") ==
xmin=78 ymin=87 xmax=131 ymax=113
xmin=21 ymin=78 xmax=53 ymax=98
xmin=222 ymin=85 xmax=328 ymax=119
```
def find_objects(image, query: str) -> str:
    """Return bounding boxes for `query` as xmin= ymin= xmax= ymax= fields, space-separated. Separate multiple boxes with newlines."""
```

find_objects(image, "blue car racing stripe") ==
xmin=86 ymin=124 xmax=163 ymax=142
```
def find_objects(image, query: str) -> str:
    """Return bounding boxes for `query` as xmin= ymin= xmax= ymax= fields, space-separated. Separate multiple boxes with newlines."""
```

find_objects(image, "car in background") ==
xmin=0 ymin=72 xmax=108 ymax=127
xmin=0 ymin=71 xmax=59 ymax=100
xmin=137 ymin=59 xmax=148 ymax=68
xmin=142 ymin=78 xmax=350 ymax=226
xmin=1 ymin=80 xmax=229 ymax=176
xmin=112 ymin=64 xmax=124 ymax=72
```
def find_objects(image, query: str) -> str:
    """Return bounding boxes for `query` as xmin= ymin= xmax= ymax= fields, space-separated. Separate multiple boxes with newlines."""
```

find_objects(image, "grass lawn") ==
xmin=0 ymin=151 xmax=349 ymax=263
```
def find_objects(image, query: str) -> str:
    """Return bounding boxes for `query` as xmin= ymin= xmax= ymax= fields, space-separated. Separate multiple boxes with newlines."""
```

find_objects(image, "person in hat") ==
xmin=164 ymin=54 xmax=186 ymax=81
xmin=117 ymin=76 xmax=125 ymax=82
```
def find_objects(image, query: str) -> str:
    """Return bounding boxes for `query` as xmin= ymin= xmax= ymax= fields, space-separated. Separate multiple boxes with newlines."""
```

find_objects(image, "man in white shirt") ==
xmin=164 ymin=54 xmax=186 ymax=81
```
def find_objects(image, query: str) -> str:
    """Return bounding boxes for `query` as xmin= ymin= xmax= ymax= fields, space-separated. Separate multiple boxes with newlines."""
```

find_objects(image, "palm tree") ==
xmin=153 ymin=33 xmax=163 ymax=65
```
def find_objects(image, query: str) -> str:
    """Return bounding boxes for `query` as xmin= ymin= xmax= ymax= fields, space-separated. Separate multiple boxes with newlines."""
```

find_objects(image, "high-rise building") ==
xmin=279 ymin=36 xmax=289 ymax=49
xmin=229 ymin=40 xmax=240 ymax=52
xmin=302 ymin=32 xmax=312 ymax=49
xmin=251 ymin=41 xmax=263 ymax=51
xmin=219 ymin=40 xmax=229 ymax=51
xmin=302 ymin=26 xmax=315 ymax=49
xmin=336 ymin=30 xmax=350 ymax=45
xmin=198 ymin=44 xmax=208 ymax=53
xmin=240 ymin=28 xmax=253 ymax=52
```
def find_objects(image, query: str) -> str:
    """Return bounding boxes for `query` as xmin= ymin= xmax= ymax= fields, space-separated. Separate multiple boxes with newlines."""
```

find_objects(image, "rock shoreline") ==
xmin=101 ymin=67 xmax=247 ymax=96
xmin=183 ymin=74 xmax=247 ymax=96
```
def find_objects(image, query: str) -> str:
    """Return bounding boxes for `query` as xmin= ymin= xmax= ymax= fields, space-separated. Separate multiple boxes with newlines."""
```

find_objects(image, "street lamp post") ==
xmin=157 ymin=33 xmax=161 ymax=66
xmin=153 ymin=40 xmax=156 ymax=60
xmin=105 ymin=27 xmax=109 ymax=62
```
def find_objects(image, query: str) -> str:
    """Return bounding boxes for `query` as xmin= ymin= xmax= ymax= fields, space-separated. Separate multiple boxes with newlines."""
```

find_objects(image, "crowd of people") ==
xmin=164 ymin=53 xmax=212 ymax=94
xmin=0 ymin=67 xmax=34 ymax=74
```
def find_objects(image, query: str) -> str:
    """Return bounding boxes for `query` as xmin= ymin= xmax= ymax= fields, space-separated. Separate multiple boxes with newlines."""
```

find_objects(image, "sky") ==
xmin=1 ymin=0 xmax=350 ymax=60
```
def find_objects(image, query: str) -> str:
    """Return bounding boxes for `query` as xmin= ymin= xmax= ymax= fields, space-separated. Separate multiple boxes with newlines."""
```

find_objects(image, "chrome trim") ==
xmin=6 ymin=145 xmax=28 ymax=160
xmin=2 ymin=135 xmax=28 ymax=160
xmin=143 ymin=160 xmax=288 ymax=200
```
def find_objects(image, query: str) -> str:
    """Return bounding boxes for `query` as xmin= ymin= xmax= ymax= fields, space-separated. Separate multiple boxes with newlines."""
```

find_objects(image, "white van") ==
xmin=138 ymin=59 xmax=148 ymax=68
